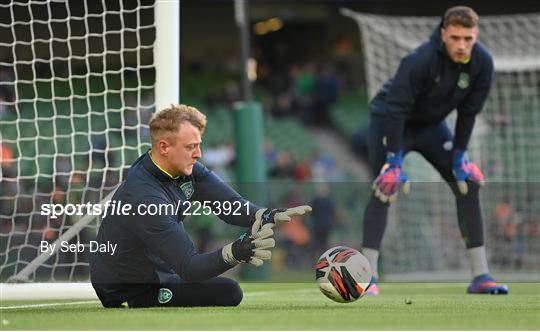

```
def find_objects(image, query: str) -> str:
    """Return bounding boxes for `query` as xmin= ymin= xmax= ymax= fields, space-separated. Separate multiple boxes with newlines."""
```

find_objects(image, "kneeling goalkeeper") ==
xmin=90 ymin=104 xmax=311 ymax=308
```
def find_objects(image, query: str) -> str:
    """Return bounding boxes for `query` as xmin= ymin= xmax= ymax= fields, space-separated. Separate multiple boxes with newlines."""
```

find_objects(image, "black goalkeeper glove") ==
xmin=221 ymin=227 xmax=275 ymax=267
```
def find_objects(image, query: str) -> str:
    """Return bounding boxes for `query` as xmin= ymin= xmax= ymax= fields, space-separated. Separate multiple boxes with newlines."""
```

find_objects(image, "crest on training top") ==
xmin=179 ymin=181 xmax=194 ymax=199
xmin=457 ymin=72 xmax=470 ymax=89
xmin=158 ymin=288 xmax=173 ymax=304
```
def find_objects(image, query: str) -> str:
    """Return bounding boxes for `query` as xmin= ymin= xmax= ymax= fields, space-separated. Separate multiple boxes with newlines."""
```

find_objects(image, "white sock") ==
xmin=466 ymin=246 xmax=490 ymax=278
xmin=361 ymin=247 xmax=379 ymax=280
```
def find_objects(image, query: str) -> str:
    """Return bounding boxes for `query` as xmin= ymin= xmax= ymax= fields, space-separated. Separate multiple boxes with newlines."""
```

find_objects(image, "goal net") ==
xmin=0 ymin=0 xmax=168 ymax=284
xmin=342 ymin=9 xmax=540 ymax=276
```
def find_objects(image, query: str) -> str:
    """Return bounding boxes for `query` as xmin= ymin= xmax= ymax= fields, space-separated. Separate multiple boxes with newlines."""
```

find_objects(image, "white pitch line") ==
xmin=243 ymin=288 xmax=314 ymax=297
xmin=0 ymin=288 xmax=316 ymax=310
xmin=1 ymin=300 xmax=100 ymax=310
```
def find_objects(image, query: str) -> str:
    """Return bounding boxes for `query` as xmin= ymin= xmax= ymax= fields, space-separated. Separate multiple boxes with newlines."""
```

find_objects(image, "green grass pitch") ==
xmin=1 ymin=283 xmax=539 ymax=330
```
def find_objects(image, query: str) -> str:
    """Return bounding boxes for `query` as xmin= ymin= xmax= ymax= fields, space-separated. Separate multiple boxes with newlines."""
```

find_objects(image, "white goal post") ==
xmin=0 ymin=0 xmax=178 ymax=292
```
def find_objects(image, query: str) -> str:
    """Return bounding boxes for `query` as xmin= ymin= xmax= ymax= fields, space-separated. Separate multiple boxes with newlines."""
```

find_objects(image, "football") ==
xmin=315 ymin=246 xmax=372 ymax=303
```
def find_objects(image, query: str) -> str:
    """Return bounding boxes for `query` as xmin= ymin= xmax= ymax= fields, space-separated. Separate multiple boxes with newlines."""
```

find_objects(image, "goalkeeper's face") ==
xmin=441 ymin=24 xmax=478 ymax=64
xmin=167 ymin=121 xmax=203 ymax=176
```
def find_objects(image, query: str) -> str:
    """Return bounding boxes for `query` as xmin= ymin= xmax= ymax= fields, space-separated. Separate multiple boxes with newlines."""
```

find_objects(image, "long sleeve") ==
xmin=192 ymin=162 xmax=260 ymax=227
xmin=129 ymin=195 xmax=231 ymax=282
xmin=385 ymin=53 xmax=428 ymax=152
xmin=454 ymin=54 xmax=494 ymax=150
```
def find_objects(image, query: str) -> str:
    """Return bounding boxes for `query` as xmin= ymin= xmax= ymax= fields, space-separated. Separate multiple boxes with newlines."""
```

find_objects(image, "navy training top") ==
xmin=90 ymin=150 xmax=259 ymax=306
xmin=369 ymin=21 xmax=495 ymax=152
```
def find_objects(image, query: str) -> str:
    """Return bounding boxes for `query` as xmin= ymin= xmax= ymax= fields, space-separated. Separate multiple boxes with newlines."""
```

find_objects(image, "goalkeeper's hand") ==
xmin=221 ymin=227 xmax=275 ymax=267
xmin=251 ymin=206 xmax=312 ymax=234
xmin=452 ymin=149 xmax=484 ymax=195
xmin=372 ymin=151 xmax=410 ymax=204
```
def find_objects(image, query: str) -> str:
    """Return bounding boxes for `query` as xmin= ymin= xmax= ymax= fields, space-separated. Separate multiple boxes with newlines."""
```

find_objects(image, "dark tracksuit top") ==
xmin=369 ymin=21 xmax=495 ymax=152
xmin=90 ymin=150 xmax=259 ymax=307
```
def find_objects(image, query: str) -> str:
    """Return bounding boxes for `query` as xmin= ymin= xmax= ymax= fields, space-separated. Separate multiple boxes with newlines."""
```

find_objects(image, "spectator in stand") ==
xmin=279 ymin=191 xmax=311 ymax=267
xmin=268 ymin=151 xmax=296 ymax=179
xmin=1 ymin=143 xmax=14 ymax=177
xmin=310 ymin=184 xmax=336 ymax=259
xmin=309 ymin=65 xmax=339 ymax=127
xmin=270 ymin=92 xmax=294 ymax=118
xmin=263 ymin=140 xmax=278 ymax=168
xmin=294 ymin=63 xmax=316 ymax=122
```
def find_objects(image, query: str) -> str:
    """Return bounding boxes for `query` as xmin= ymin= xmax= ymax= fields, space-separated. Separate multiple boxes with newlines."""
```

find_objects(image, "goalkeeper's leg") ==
xmin=361 ymin=115 xmax=390 ymax=280
xmin=418 ymin=122 xmax=508 ymax=294
xmin=361 ymin=114 xmax=414 ymax=295
xmin=128 ymin=276 xmax=243 ymax=307
xmin=361 ymin=197 xmax=388 ymax=296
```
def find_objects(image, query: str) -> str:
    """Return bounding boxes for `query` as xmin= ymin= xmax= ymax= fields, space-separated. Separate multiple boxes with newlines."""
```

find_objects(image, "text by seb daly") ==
xmin=40 ymin=241 xmax=117 ymax=256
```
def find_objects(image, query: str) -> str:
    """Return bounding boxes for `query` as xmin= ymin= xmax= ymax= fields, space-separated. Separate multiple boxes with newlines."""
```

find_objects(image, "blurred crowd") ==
xmin=202 ymin=61 xmax=340 ymax=128
xmin=258 ymin=62 xmax=339 ymax=127
xmin=488 ymin=199 xmax=538 ymax=269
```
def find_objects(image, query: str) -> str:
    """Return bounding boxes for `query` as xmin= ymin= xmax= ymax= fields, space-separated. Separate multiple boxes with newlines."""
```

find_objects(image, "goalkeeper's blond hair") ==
xmin=149 ymin=104 xmax=207 ymax=146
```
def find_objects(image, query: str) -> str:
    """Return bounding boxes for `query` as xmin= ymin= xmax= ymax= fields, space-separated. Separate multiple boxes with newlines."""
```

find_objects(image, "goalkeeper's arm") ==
xmin=192 ymin=163 xmax=259 ymax=227
xmin=451 ymin=53 xmax=493 ymax=194
xmin=192 ymin=162 xmax=312 ymax=230
xmin=130 ymin=197 xmax=276 ymax=282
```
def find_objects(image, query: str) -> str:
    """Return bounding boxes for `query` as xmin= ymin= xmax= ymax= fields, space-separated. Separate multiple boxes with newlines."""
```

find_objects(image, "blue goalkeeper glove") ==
xmin=452 ymin=149 xmax=484 ymax=195
xmin=372 ymin=150 xmax=410 ymax=204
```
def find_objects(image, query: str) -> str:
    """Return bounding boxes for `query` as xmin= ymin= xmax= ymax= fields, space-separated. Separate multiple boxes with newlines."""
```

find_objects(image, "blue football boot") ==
xmin=467 ymin=274 xmax=508 ymax=294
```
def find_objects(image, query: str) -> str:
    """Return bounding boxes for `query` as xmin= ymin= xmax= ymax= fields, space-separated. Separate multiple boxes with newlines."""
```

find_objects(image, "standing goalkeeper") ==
xmin=361 ymin=6 xmax=507 ymax=295
xmin=90 ymin=104 xmax=311 ymax=308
